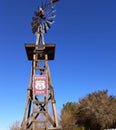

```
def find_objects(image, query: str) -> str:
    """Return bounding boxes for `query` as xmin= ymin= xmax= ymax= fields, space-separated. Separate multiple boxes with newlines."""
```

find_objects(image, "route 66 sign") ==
xmin=33 ymin=75 xmax=48 ymax=96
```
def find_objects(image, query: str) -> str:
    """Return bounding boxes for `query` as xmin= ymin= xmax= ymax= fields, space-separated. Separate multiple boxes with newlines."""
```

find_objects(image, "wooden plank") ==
xmin=47 ymin=113 xmax=56 ymax=127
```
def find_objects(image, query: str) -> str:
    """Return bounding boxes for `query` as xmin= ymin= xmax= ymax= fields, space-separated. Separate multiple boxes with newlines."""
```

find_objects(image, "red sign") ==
xmin=33 ymin=75 xmax=48 ymax=96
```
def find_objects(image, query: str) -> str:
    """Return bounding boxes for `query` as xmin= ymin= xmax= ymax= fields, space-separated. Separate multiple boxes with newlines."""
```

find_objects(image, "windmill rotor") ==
xmin=31 ymin=0 xmax=59 ymax=34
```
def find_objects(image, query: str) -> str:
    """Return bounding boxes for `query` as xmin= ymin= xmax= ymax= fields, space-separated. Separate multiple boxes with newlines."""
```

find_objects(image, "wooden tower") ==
xmin=21 ymin=32 xmax=60 ymax=130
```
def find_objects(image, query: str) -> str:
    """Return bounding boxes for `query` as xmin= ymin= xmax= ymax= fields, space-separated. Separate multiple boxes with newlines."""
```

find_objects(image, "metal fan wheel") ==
xmin=32 ymin=0 xmax=58 ymax=34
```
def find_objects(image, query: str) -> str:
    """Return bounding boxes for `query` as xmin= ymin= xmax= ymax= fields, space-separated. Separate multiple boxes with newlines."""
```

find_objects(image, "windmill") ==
xmin=21 ymin=0 xmax=60 ymax=130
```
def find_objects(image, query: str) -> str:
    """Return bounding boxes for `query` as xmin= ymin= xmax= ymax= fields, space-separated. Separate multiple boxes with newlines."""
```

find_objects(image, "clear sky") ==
xmin=0 ymin=0 xmax=116 ymax=130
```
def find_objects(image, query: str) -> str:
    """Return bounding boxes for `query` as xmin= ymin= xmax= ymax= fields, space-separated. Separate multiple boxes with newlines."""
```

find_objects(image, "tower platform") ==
xmin=25 ymin=44 xmax=56 ymax=60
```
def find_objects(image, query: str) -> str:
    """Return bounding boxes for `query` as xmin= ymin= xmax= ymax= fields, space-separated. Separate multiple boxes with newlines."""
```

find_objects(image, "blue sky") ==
xmin=0 ymin=0 xmax=116 ymax=129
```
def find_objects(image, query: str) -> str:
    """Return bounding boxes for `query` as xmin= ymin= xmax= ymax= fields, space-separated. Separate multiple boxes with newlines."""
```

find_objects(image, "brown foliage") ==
xmin=60 ymin=90 xmax=116 ymax=130
xmin=77 ymin=90 xmax=116 ymax=130
xmin=9 ymin=121 xmax=21 ymax=130
xmin=60 ymin=102 xmax=78 ymax=129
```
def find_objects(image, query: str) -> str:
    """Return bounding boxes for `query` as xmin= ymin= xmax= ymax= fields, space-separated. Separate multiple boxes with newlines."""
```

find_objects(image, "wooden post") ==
xmin=45 ymin=58 xmax=59 ymax=128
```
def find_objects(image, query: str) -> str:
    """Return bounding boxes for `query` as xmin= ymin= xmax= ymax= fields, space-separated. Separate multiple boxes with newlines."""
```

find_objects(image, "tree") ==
xmin=76 ymin=90 xmax=116 ymax=130
xmin=60 ymin=102 xmax=78 ymax=130
xmin=9 ymin=121 xmax=21 ymax=130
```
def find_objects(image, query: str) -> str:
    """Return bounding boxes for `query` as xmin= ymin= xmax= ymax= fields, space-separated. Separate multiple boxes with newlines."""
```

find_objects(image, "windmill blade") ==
xmin=32 ymin=27 xmax=37 ymax=33
xmin=31 ymin=16 xmax=40 ymax=33
xmin=45 ymin=23 xmax=49 ymax=30
xmin=43 ymin=0 xmax=50 ymax=12
xmin=34 ymin=11 xmax=39 ymax=16
xmin=32 ymin=25 xmax=38 ymax=33
xmin=47 ymin=14 xmax=56 ymax=19
xmin=31 ymin=18 xmax=38 ymax=26
xmin=43 ymin=23 xmax=47 ymax=33
xmin=32 ymin=26 xmax=38 ymax=34
xmin=46 ymin=21 xmax=51 ymax=29
xmin=47 ymin=12 xmax=56 ymax=17
xmin=31 ymin=21 xmax=38 ymax=27
xmin=47 ymin=10 xmax=56 ymax=16
xmin=43 ymin=0 xmax=57 ymax=13
xmin=47 ymin=8 xmax=56 ymax=16
xmin=46 ymin=19 xmax=54 ymax=24
xmin=32 ymin=17 xmax=38 ymax=22
xmin=41 ymin=24 xmax=45 ymax=33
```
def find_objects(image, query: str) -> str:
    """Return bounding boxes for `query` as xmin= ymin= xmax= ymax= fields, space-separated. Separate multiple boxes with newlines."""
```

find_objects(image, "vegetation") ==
xmin=60 ymin=102 xmax=78 ymax=129
xmin=61 ymin=90 xmax=116 ymax=130
xmin=9 ymin=121 xmax=21 ymax=130
xmin=10 ymin=90 xmax=116 ymax=130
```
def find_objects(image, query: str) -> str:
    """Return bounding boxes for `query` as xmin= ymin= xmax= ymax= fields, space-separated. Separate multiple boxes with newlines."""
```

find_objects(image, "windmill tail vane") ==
xmin=51 ymin=0 xmax=59 ymax=4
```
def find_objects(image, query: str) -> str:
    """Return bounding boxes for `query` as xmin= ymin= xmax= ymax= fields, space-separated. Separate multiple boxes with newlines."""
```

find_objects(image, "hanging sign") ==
xmin=33 ymin=75 xmax=48 ymax=96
